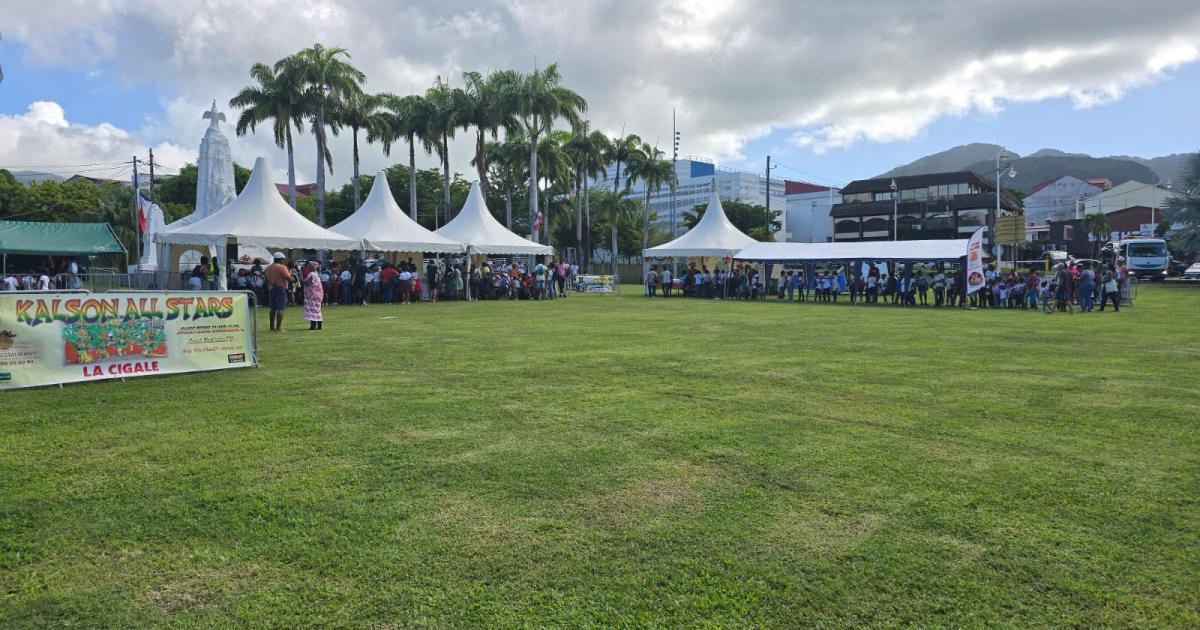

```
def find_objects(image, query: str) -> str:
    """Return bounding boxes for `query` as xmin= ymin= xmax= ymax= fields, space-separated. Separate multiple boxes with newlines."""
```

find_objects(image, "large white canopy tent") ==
xmin=643 ymin=191 xmax=757 ymax=259
xmin=734 ymin=239 xmax=974 ymax=263
xmin=155 ymin=157 xmax=361 ymax=289
xmin=331 ymin=171 xmax=464 ymax=254
xmin=435 ymin=182 xmax=552 ymax=256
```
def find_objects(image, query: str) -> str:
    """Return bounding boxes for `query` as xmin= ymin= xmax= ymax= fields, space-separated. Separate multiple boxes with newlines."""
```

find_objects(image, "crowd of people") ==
xmin=1 ymin=258 xmax=84 ymax=292
xmin=643 ymin=258 xmax=1130 ymax=313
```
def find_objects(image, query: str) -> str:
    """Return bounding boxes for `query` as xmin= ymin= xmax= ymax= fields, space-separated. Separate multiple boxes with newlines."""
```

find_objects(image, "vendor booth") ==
xmin=155 ymin=157 xmax=360 ymax=289
xmin=1 ymin=220 xmax=126 ymax=275
xmin=642 ymin=191 xmax=756 ymax=296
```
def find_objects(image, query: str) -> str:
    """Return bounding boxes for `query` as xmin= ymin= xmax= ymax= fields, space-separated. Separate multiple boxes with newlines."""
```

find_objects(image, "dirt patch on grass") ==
xmin=139 ymin=563 xmax=268 ymax=616
xmin=772 ymin=508 xmax=886 ymax=557
xmin=578 ymin=461 xmax=720 ymax=525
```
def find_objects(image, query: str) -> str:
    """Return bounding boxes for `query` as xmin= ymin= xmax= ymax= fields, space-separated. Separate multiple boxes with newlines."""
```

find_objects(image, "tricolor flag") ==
xmin=533 ymin=210 xmax=544 ymax=234
xmin=131 ymin=169 xmax=147 ymax=233
xmin=136 ymin=192 xmax=149 ymax=233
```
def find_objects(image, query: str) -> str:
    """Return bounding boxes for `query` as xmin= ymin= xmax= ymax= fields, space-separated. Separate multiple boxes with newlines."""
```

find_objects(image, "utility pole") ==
xmin=148 ymin=148 xmax=155 ymax=193
xmin=765 ymin=155 xmax=772 ymax=239
xmin=671 ymin=110 xmax=679 ymax=240
xmin=132 ymin=155 xmax=141 ymax=268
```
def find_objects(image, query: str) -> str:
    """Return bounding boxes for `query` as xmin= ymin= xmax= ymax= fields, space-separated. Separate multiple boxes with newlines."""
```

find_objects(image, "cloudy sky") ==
xmin=2 ymin=0 xmax=1199 ymax=188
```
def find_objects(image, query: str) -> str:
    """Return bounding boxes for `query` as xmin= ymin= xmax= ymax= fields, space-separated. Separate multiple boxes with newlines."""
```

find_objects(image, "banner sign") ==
xmin=0 ymin=291 xmax=256 ymax=390
xmin=965 ymin=227 xmax=985 ymax=295
xmin=575 ymin=275 xmax=616 ymax=293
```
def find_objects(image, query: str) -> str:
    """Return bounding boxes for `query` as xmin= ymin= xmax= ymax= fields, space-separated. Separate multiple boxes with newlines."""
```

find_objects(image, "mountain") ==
xmin=878 ymin=143 xmax=1012 ymax=178
xmin=963 ymin=155 xmax=1158 ymax=193
xmin=877 ymin=144 xmax=1176 ymax=192
xmin=9 ymin=170 xmax=66 ymax=185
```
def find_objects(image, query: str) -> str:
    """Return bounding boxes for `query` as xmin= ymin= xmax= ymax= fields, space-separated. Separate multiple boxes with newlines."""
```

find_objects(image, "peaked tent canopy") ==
xmin=331 ymin=171 xmax=463 ymax=253
xmin=156 ymin=157 xmax=360 ymax=251
xmin=643 ymin=191 xmax=757 ymax=258
xmin=734 ymin=239 xmax=974 ymax=263
xmin=0 ymin=220 xmax=125 ymax=255
xmin=435 ymin=182 xmax=552 ymax=255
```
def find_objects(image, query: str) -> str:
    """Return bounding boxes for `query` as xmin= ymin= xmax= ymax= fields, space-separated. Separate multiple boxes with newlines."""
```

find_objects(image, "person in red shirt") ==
xmin=380 ymin=263 xmax=399 ymax=304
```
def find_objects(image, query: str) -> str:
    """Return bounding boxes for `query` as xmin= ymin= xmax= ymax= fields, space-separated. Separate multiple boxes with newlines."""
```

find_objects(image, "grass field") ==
xmin=3 ymin=285 xmax=1198 ymax=627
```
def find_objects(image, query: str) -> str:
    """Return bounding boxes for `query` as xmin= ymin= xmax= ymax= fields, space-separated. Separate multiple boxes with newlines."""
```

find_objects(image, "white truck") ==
xmin=1102 ymin=238 xmax=1170 ymax=281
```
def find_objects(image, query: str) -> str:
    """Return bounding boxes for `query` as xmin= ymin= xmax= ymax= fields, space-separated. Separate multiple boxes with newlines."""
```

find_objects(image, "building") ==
xmin=830 ymin=171 xmax=1022 ymax=253
xmin=592 ymin=157 xmax=788 ymax=239
xmin=783 ymin=181 xmax=839 ymax=243
xmin=1083 ymin=180 xmax=1173 ymax=236
xmin=275 ymin=183 xmax=318 ymax=197
xmin=1023 ymin=175 xmax=1108 ymax=225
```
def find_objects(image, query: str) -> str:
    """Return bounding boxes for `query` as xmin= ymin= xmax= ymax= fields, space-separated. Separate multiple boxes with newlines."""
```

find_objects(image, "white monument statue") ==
xmin=193 ymin=100 xmax=237 ymax=222
xmin=136 ymin=192 xmax=167 ymax=270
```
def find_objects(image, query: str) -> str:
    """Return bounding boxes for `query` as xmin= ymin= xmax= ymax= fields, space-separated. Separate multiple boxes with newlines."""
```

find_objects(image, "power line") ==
xmin=0 ymin=160 xmax=129 ymax=169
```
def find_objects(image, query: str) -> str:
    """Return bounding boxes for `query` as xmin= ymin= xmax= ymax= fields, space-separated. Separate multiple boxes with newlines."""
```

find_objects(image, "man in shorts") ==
xmin=265 ymin=252 xmax=293 ymax=332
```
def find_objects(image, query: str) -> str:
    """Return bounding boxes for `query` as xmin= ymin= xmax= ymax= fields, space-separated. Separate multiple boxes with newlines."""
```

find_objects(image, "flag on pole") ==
xmin=966 ymin=226 xmax=985 ymax=294
xmin=136 ymin=192 xmax=148 ymax=233
xmin=533 ymin=210 xmax=544 ymax=234
xmin=131 ymin=168 xmax=146 ymax=233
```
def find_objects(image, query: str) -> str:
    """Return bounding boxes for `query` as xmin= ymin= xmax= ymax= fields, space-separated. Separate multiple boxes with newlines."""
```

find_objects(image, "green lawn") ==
xmin=3 ymin=286 xmax=1198 ymax=627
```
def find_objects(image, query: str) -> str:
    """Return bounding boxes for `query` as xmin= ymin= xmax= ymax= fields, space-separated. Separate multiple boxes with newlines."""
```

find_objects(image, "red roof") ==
xmin=784 ymin=180 xmax=831 ymax=195
xmin=275 ymin=183 xmax=318 ymax=196
xmin=1085 ymin=178 xmax=1111 ymax=190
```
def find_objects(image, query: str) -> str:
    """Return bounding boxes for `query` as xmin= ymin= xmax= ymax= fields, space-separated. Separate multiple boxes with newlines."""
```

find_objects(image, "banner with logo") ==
xmin=965 ymin=227 xmax=985 ymax=295
xmin=575 ymin=275 xmax=616 ymax=293
xmin=0 ymin=291 xmax=256 ymax=390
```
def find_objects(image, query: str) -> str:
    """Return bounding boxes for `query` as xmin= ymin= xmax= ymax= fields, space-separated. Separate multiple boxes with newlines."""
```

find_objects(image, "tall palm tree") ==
xmin=461 ymin=70 xmax=520 ymax=196
xmin=563 ymin=123 xmax=609 ymax=267
xmin=229 ymin=62 xmax=305 ymax=208
xmin=279 ymin=44 xmax=365 ymax=226
xmin=514 ymin=64 xmax=587 ymax=239
xmin=604 ymin=133 xmax=645 ymax=276
xmin=425 ymin=77 xmax=462 ymax=225
xmin=1082 ymin=211 xmax=1110 ymax=258
xmin=479 ymin=131 xmax=530 ymax=230
xmin=374 ymin=93 xmax=433 ymax=220
xmin=537 ymin=131 xmax=572 ymax=246
xmin=627 ymin=144 xmax=673 ymax=257
xmin=339 ymin=91 xmax=387 ymax=210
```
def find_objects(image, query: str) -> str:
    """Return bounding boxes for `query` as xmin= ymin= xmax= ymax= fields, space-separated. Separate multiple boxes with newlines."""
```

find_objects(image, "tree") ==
xmin=280 ymin=44 xmax=365 ymax=226
xmin=424 ymin=77 xmax=461 ymax=226
xmin=627 ymin=144 xmax=673 ymax=260
xmin=479 ymin=131 xmax=530 ymax=231
xmin=589 ymin=189 xmax=647 ymax=262
xmin=1082 ymin=211 xmax=1110 ymax=258
xmin=1154 ymin=219 xmax=1173 ymax=238
xmin=683 ymin=199 xmax=780 ymax=241
xmin=374 ymin=93 xmax=434 ymax=220
xmin=536 ymin=131 xmax=572 ymax=247
xmin=338 ymin=91 xmax=387 ymax=210
xmin=1163 ymin=151 xmax=1200 ymax=257
xmin=148 ymin=163 xmax=251 ymax=220
xmin=563 ymin=123 xmax=609 ymax=268
xmin=229 ymin=62 xmax=305 ymax=208
xmin=514 ymin=64 xmax=587 ymax=241
xmin=460 ymin=70 xmax=520 ymax=196
xmin=603 ymin=133 xmax=645 ymax=274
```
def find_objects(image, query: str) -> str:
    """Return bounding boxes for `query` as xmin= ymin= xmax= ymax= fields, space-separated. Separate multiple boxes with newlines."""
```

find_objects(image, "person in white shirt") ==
xmin=37 ymin=270 xmax=52 ymax=291
xmin=66 ymin=259 xmax=81 ymax=289
xmin=2 ymin=275 xmax=17 ymax=291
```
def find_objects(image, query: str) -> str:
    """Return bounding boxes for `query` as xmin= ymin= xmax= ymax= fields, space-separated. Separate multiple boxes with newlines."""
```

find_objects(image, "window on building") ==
xmin=957 ymin=208 xmax=988 ymax=227
xmin=835 ymin=218 xmax=860 ymax=234
xmin=924 ymin=210 xmax=952 ymax=231
xmin=862 ymin=216 xmax=890 ymax=234
xmin=843 ymin=192 xmax=872 ymax=203
xmin=1063 ymin=225 xmax=1075 ymax=240
xmin=873 ymin=191 xmax=895 ymax=202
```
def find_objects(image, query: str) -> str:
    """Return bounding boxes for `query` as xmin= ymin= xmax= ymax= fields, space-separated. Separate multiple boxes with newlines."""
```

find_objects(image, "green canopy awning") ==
xmin=0 ymin=220 xmax=126 ymax=256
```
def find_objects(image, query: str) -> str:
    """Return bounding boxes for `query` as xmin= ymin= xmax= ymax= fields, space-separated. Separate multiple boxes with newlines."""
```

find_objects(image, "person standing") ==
xmin=646 ymin=266 xmax=659 ymax=297
xmin=427 ymin=261 xmax=441 ymax=303
xmin=661 ymin=267 xmax=672 ymax=298
xmin=1078 ymin=262 xmax=1096 ymax=312
xmin=303 ymin=260 xmax=324 ymax=330
xmin=1099 ymin=265 xmax=1120 ymax=312
xmin=207 ymin=255 xmax=221 ymax=290
xmin=265 ymin=252 xmax=293 ymax=332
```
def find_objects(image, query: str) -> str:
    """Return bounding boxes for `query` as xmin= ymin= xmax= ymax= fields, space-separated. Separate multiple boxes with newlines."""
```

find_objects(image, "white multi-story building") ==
xmin=1023 ymin=175 xmax=1109 ymax=225
xmin=783 ymin=182 xmax=840 ymax=243
xmin=592 ymin=157 xmax=788 ymax=240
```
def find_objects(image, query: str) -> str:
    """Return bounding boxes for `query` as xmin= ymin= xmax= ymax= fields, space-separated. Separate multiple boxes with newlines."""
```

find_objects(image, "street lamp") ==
xmin=994 ymin=151 xmax=1015 ymax=268
xmin=810 ymin=200 xmax=817 ymax=243
xmin=890 ymin=178 xmax=898 ymax=241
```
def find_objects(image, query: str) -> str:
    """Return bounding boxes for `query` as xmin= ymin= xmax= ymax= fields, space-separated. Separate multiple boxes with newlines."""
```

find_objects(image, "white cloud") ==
xmin=2 ymin=0 xmax=1199 ymax=181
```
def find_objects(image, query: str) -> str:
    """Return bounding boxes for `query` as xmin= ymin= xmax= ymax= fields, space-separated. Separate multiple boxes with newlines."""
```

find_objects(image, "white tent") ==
xmin=158 ymin=157 xmax=359 ymax=251
xmin=734 ymin=239 xmax=973 ymax=263
xmin=155 ymin=157 xmax=360 ymax=288
xmin=643 ymin=191 xmax=757 ymax=258
xmin=331 ymin=171 xmax=464 ymax=253
xmin=435 ymin=182 xmax=552 ymax=255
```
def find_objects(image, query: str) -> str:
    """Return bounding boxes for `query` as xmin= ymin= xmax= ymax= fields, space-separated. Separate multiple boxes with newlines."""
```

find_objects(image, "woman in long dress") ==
xmin=303 ymin=261 xmax=324 ymax=331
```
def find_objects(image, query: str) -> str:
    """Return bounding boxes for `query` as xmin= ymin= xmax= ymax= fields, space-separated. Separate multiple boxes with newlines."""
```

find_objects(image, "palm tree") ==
xmin=460 ymin=70 xmax=520 ymax=196
xmin=478 ymin=132 xmax=529 ymax=230
xmin=1164 ymin=152 xmax=1200 ymax=256
xmin=603 ymin=133 xmax=645 ymax=276
xmin=514 ymin=64 xmax=587 ymax=240
xmin=229 ymin=62 xmax=305 ymax=208
xmin=279 ymin=44 xmax=365 ymax=226
xmin=374 ymin=93 xmax=433 ymax=221
xmin=627 ymin=144 xmax=673 ymax=258
xmin=1082 ymin=211 xmax=1110 ymax=258
xmin=339 ymin=91 xmax=387 ymax=210
xmin=536 ymin=131 xmax=572 ymax=247
xmin=563 ymin=124 xmax=609 ymax=268
xmin=425 ymin=77 xmax=462 ymax=225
